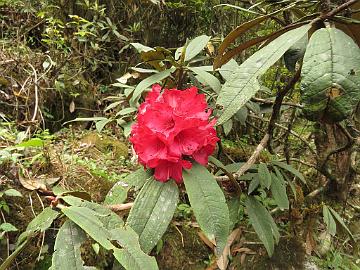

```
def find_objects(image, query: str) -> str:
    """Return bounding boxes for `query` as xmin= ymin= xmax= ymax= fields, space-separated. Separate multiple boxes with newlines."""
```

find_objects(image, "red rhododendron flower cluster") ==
xmin=130 ymin=84 xmax=219 ymax=183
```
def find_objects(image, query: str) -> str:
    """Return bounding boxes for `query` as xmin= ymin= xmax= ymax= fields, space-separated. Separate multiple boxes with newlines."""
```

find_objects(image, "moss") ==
xmin=238 ymin=237 xmax=306 ymax=270
xmin=156 ymin=225 xmax=210 ymax=270
xmin=80 ymin=132 xmax=129 ymax=159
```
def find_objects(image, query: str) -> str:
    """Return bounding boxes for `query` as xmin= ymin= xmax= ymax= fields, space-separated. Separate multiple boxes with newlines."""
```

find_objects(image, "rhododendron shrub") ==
xmin=130 ymin=84 xmax=219 ymax=183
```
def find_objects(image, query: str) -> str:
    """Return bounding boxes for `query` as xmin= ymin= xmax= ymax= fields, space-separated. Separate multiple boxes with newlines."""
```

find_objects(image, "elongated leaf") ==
xmin=4 ymin=189 xmax=22 ymax=197
xmin=104 ymin=182 xmax=128 ymax=205
xmin=245 ymin=197 xmax=279 ymax=256
xmin=323 ymin=205 xmax=336 ymax=236
xmin=185 ymin=35 xmax=211 ymax=62
xmin=51 ymin=220 xmax=92 ymax=270
xmin=301 ymin=28 xmax=360 ymax=122
xmin=122 ymin=168 xmax=153 ymax=190
xmin=216 ymin=24 xmax=310 ymax=125
xmin=130 ymin=67 xmax=175 ymax=103
xmin=219 ymin=59 xmax=239 ymax=81
xmin=183 ymin=163 xmax=230 ymax=254
xmin=215 ymin=15 xmax=270 ymax=68
xmin=272 ymin=160 xmax=305 ymax=184
xmin=0 ymin=223 xmax=17 ymax=232
xmin=270 ymin=170 xmax=289 ymax=210
xmin=258 ymin=163 xmax=272 ymax=189
xmin=328 ymin=206 xmax=354 ymax=239
xmin=111 ymin=228 xmax=158 ymax=270
xmin=126 ymin=178 xmax=179 ymax=253
xmin=214 ymin=4 xmax=261 ymax=15
xmin=61 ymin=196 xmax=124 ymax=229
xmin=189 ymin=67 xmax=221 ymax=93
xmin=17 ymin=207 xmax=59 ymax=245
xmin=62 ymin=206 xmax=113 ymax=250
xmin=248 ymin=177 xmax=260 ymax=194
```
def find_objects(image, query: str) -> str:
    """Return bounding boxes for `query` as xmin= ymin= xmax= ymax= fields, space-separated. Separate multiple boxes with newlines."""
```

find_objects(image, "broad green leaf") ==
xmin=301 ymin=28 xmax=360 ymax=122
xmin=227 ymin=197 xmax=241 ymax=230
xmin=216 ymin=24 xmax=311 ymax=125
xmin=248 ymin=177 xmax=260 ymax=194
xmin=111 ymin=228 xmax=158 ymax=270
xmin=17 ymin=207 xmax=59 ymax=245
xmin=26 ymin=207 xmax=59 ymax=232
xmin=219 ymin=59 xmax=239 ymax=81
xmin=95 ymin=118 xmax=112 ymax=133
xmin=323 ymin=205 xmax=336 ymax=236
xmin=284 ymin=34 xmax=307 ymax=72
xmin=222 ymin=119 xmax=233 ymax=136
xmin=258 ymin=163 xmax=272 ymax=189
xmin=0 ymin=223 xmax=17 ymax=232
xmin=328 ymin=206 xmax=354 ymax=239
xmin=61 ymin=196 xmax=124 ymax=229
xmin=130 ymin=67 xmax=175 ymax=103
xmin=122 ymin=168 xmax=153 ymax=191
xmin=183 ymin=163 xmax=230 ymax=254
xmin=104 ymin=182 xmax=128 ymax=205
xmin=126 ymin=178 xmax=179 ymax=253
xmin=245 ymin=196 xmax=279 ymax=256
xmin=185 ymin=35 xmax=211 ymax=62
xmin=270 ymin=169 xmax=289 ymax=210
xmin=4 ymin=189 xmax=22 ymax=197
xmin=51 ymin=220 xmax=93 ymax=270
xmin=131 ymin=43 xmax=154 ymax=53
xmin=271 ymin=160 xmax=305 ymax=184
xmin=62 ymin=206 xmax=113 ymax=250
xmin=189 ymin=67 xmax=221 ymax=93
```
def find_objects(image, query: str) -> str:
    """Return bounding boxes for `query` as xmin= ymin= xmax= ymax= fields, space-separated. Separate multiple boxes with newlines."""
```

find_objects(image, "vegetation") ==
xmin=1 ymin=0 xmax=360 ymax=269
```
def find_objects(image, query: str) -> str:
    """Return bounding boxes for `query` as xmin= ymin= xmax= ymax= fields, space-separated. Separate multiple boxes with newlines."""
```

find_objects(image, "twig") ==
xmin=251 ymin=97 xmax=303 ymax=108
xmin=107 ymin=202 xmax=133 ymax=211
xmin=28 ymin=63 xmax=39 ymax=122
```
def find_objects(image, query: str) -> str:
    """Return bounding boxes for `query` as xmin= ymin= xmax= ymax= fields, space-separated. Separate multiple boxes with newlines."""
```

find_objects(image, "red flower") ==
xmin=130 ymin=84 xmax=219 ymax=183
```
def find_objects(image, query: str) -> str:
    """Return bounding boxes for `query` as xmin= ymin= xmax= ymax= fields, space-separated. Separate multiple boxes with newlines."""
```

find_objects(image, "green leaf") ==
xmin=15 ymin=138 xmax=44 ymax=148
xmin=126 ymin=178 xmax=179 ymax=253
xmin=216 ymin=24 xmax=311 ymax=125
xmin=26 ymin=207 xmax=59 ymax=232
xmin=0 ymin=223 xmax=18 ymax=232
xmin=62 ymin=206 xmax=113 ymax=250
xmin=104 ymin=182 xmax=128 ymax=205
xmin=51 ymin=220 xmax=93 ymax=270
xmin=258 ymin=163 xmax=272 ymax=189
xmin=184 ymin=35 xmax=211 ymax=62
xmin=323 ymin=205 xmax=336 ymax=236
xmin=219 ymin=59 xmax=239 ymax=81
xmin=245 ymin=196 xmax=279 ymax=256
xmin=17 ymin=207 xmax=59 ymax=245
xmin=248 ymin=177 xmax=260 ymax=195
xmin=4 ymin=189 xmax=22 ymax=197
xmin=189 ymin=67 xmax=221 ymax=93
xmin=271 ymin=160 xmax=305 ymax=184
xmin=95 ymin=118 xmax=112 ymax=133
xmin=122 ymin=168 xmax=153 ymax=191
xmin=183 ymin=163 xmax=230 ymax=254
xmin=328 ymin=206 xmax=354 ymax=239
xmin=301 ymin=28 xmax=360 ymax=122
xmin=131 ymin=43 xmax=154 ymax=53
xmin=61 ymin=196 xmax=124 ymax=230
xmin=130 ymin=67 xmax=176 ymax=103
xmin=270 ymin=169 xmax=289 ymax=210
xmin=111 ymin=228 xmax=159 ymax=270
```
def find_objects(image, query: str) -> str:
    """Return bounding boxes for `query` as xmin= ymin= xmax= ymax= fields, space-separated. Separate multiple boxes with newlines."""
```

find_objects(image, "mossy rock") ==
xmin=80 ymin=132 xmax=128 ymax=159
xmin=156 ymin=225 xmax=210 ymax=270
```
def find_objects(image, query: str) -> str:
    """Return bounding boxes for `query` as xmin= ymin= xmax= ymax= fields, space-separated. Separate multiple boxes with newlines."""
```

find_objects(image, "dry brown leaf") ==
xmin=305 ymin=230 xmax=316 ymax=255
xmin=69 ymin=100 xmax=75 ymax=113
xmin=197 ymin=231 xmax=215 ymax=250
xmin=216 ymin=228 xmax=242 ymax=270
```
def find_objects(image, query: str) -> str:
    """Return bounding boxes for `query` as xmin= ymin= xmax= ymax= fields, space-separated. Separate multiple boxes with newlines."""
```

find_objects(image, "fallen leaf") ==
xmin=198 ymin=231 xmax=215 ymax=250
xmin=217 ymin=228 xmax=242 ymax=270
